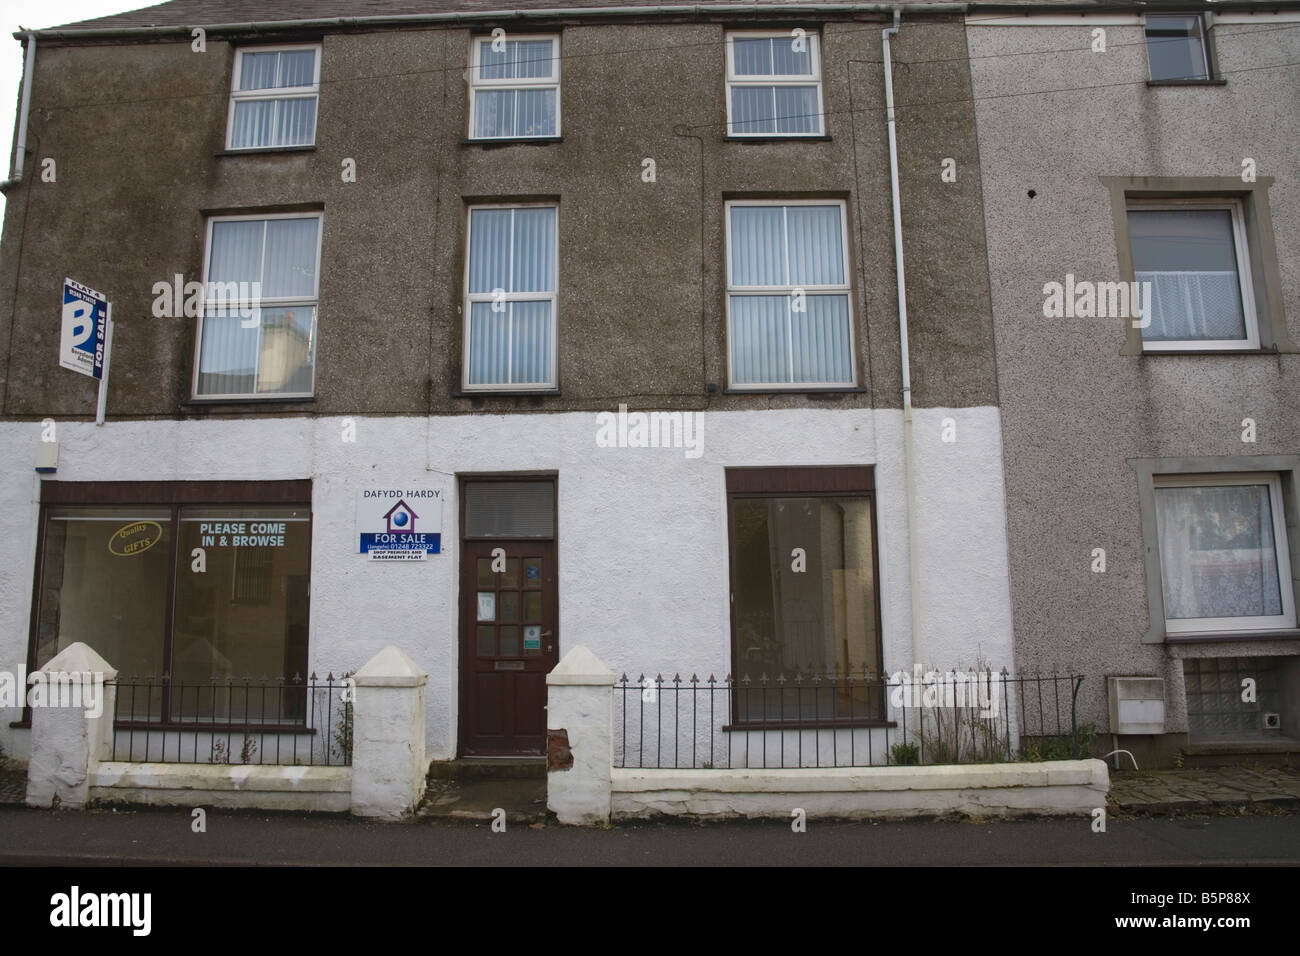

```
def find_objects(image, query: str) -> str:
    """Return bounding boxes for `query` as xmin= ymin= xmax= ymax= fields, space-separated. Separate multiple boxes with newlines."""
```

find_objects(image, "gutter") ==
xmin=20 ymin=4 xmax=969 ymax=41
xmin=0 ymin=32 xmax=34 ymax=190
xmin=882 ymin=8 xmax=924 ymax=669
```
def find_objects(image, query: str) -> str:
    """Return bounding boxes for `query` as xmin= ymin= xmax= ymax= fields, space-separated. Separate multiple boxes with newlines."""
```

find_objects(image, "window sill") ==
xmin=723 ymin=386 xmax=867 ymax=395
xmin=724 ymin=135 xmax=831 ymax=143
xmin=180 ymin=397 xmax=316 ymax=411
xmin=1147 ymin=78 xmax=1227 ymax=87
xmin=722 ymin=719 xmax=896 ymax=732
xmin=453 ymin=389 xmax=561 ymax=398
xmin=113 ymin=721 xmax=318 ymax=735
xmin=461 ymin=137 xmax=562 ymax=148
xmin=1166 ymin=628 xmax=1300 ymax=643
xmin=1140 ymin=348 xmax=1277 ymax=356
xmin=215 ymin=145 xmax=317 ymax=156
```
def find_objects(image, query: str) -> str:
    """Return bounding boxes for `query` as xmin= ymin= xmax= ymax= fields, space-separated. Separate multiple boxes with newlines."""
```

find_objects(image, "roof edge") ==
xmin=20 ymin=0 xmax=1300 ymax=42
xmin=21 ymin=4 xmax=969 ymax=41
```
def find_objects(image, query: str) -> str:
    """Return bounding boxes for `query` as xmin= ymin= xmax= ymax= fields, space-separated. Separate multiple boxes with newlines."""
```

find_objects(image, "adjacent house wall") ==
xmin=969 ymin=12 xmax=1300 ymax=758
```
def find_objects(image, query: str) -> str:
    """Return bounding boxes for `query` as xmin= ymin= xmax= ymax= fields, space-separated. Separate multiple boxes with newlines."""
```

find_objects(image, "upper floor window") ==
xmin=1154 ymin=474 xmax=1295 ymax=634
xmin=469 ymin=35 xmax=560 ymax=139
xmin=1145 ymin=14 xmax=1211 ymax=82
xmin=726 ymin=200 xmax=854 ymax=388
xmin=226 ymin=45 xmax=321 ymax=150
xmin=1128 ymin=202 xmax=1258 ymax=350
xmin=725 ymin=31 xmax=824 ymax=136
xmin=463 ymin=205 xmax=559 ymax=390
xmin=194 ymin=213 xmax=322 ymax=399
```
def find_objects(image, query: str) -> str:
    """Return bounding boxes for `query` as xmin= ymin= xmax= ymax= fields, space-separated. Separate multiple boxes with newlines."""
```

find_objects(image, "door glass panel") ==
xmin=523 ymin=557 xmax=542 ymax=583
xmin=499 ymin=626 xmax=520 ymax=656
xmin=500 ymin=591 xmax=519 ymax=622
xmin=477 ymin=558 xmax=494 ymax=586
xmin=477 ymin=591 xmax=496 ymax=621
xmin=501 ymin=558 xmax=519 ymax=587
xmin=523 ymin=624 xmax=542 ymax=653
xmin=523 ymin=591 xmax=542 ymax=622
xmin=476 ymin=625 xmax=495 ymax=656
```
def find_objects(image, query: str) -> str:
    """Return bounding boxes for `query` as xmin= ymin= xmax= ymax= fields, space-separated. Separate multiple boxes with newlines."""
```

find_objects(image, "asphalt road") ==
xmin=1 ymin=805 xmax=1297 ymax=867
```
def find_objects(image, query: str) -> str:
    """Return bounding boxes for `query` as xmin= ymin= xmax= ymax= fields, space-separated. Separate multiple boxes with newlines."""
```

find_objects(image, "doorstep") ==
xmin=418 ymin=757 xmax=548 ymax=823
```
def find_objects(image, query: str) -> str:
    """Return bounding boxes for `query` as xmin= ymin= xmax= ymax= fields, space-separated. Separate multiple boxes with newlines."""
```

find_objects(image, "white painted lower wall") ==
xmin=88 ymin=762 xmax=351 ymax=812
xmin=611 ymin=760 xmax=1110 ymax=820
xmin=0 ymin=406 xmax=1016 ymax=761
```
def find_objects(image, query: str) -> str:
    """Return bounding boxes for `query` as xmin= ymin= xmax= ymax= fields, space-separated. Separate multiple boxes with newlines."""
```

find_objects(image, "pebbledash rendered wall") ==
xmin=0 ymin=9 xmax=1015 ymax=761
xmin=967 ymin=8 xmax=1300 ymax=762
xmin=0 ymin=406 xmax=1015 ymax=760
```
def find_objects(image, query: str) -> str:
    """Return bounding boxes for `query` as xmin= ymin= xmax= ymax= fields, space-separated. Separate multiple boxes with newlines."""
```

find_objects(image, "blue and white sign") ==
xmin=60 ymin=278 xmax=108 ymax=380
xmin=356 ymin=486 xmax=442 ymax=560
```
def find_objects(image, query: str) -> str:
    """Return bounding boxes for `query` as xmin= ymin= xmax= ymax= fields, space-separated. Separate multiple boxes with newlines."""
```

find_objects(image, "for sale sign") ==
xmin=60 ymin=278 xmax=108 ymax=380
xmin=356 ymin=486 xmax=442 ymax=560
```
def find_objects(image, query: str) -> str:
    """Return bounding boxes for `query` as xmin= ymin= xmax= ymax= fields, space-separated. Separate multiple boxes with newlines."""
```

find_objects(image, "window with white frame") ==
xmin=468 ymin=35 xmax=560 ymax=139
xmin=1128 ymin=203 xmax=1258 ymax=350
xmin=463 ymin=205 xmax=558 ymax=390
xmin=1145 ymin=14 xmax=1211 ymax=82
xmin=194 ymin=213 xmax=322 ymax=399
xmin=1154 ymin=474 xmax=1296 ymax=634
xmin=725 ymin=31 xmax=824 ymax=136
xmin=226 ymin=46 xmax=321 ymax=150
xmin=726 ymin=200 xmax=854 ymax=388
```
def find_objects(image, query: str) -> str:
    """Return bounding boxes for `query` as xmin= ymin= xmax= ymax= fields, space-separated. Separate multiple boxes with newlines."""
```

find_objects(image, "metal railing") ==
xmin=109 ymin=674 xmax=352 ymax=766
xmin=615 ymin=669 xmax=1088 ymax=770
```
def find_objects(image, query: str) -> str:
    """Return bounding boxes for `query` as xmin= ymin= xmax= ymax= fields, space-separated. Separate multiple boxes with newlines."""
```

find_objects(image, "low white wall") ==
xmin=89 ymin=762 xmax=352 ymax=812
xmin=611 ymin=759 xmax=1109 ymax=820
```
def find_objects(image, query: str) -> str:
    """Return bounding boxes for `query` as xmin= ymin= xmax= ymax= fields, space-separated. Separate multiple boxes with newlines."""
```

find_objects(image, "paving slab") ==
xmin=1109 ymin=765 xmax=1300 ymax=814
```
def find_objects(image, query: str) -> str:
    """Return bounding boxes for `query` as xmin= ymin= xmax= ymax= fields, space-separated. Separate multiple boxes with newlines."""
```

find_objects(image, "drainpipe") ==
xmin=882 ymin=9 xmax=924 ymax=669
xmin=0 ymin=32 xmax=34 ymax=189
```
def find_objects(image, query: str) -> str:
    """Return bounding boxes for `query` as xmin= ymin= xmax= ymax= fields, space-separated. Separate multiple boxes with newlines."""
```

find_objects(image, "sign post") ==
xmin=95 ymin=303 xmax=113 ymax=426
xmin=60 ymin=278 xmax=113 ymax=425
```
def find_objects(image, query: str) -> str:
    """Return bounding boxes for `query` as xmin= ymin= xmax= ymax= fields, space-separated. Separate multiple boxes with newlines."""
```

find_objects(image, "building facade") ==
xmin=0 ymin=0 xmax=1014 ymax=762
xmin=2 ymin=0 xmax=1293 ymax=770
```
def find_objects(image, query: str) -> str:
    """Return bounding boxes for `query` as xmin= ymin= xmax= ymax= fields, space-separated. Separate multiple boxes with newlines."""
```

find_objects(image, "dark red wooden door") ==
xmin=460 ymin=540 xmax=558 ymax=755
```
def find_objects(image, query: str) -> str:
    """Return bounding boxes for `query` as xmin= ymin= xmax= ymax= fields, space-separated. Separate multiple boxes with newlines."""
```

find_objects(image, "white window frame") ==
xmin=724 ymin=199 xmax=856 ymax=390
xmin=1144 ymin=13 xmax=1211 ymax=82
xmin=225 ymin=44 xmax=322 ymax=151
xmin=461 ymin=203 xmax=560 ymax=392
xmin=1153 ymin=472 xmax=1296 ymax=634
xmin=725 ymin=30 xmax=825 ymax=137
xmin=191 ymin=211 xmax=323 ymax=401
xmin=1128 ymin=199 xmax=1259 ymax=352
xmin=467 ymin=34 xmax=562 ymax=141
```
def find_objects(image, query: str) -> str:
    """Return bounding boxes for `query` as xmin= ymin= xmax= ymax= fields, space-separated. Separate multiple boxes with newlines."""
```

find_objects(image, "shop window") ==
xmin=725 ymin=466 xmax=882 ymax=723
xmin=27 ymin=483 xmax=312 ymax=722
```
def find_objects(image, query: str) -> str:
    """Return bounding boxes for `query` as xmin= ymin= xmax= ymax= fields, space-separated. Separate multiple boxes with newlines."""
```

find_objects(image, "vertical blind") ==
xmin=472 ymin=39 xmax=558 ymax=138
xmin=229 ymin=48 xmax=318 ymax=149
xmin=729 ymin=204 xmax=852 ymax=385
xmin=729 ymin=36 xmax=820 ymax=135
xmin=198 ymin=216 xmax=320 ymax=397
xmin=467 ymin=207 xmax=557 ymax=387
